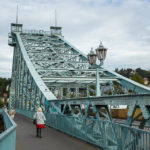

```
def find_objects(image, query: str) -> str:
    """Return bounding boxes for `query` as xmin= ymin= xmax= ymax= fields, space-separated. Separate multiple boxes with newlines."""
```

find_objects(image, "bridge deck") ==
xmin=15 ymin=113 xmax=101 ymax=150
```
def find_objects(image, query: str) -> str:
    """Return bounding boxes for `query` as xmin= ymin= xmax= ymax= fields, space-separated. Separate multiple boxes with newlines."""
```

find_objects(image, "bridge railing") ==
xmin=16 ymin=109 xmax=150 ymax=150
xmin=46 ymin=114 xmax=150 ymax=150
xmin=0 ymin=109 xmax=17 ymax=150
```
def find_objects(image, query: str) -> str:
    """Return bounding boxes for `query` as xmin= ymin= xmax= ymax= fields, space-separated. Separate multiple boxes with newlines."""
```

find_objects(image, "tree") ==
xmin=0 ymin=98 xmax=4 ymax=108
xmin=0 ymin=78 xmax=11 ymax=97
xmin=116 ymin=68 xmax=150 ymax=86
xmin=136 ymin=68 xmax=150 ymax=82
xmin=131 ymin=74 xmax=144 ymax=85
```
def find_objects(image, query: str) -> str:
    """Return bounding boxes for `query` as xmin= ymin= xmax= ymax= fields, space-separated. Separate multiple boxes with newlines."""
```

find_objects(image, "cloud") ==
xmin=0 ymin=0 xmax=150 ymax=77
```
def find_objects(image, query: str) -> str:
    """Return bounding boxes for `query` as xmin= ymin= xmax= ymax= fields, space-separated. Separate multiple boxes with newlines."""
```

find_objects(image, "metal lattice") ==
xmin=9 ymin=23 xmax=150 ymax=150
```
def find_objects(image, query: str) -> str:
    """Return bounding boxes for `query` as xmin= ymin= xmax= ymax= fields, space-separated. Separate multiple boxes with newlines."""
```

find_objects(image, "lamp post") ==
xmin=87 ymin=42 xmax=107 ymax=97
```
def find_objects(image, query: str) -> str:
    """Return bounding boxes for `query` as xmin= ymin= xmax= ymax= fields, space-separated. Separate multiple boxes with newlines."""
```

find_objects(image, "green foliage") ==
xmin=0 ymin=78 xmax=11 ymax=97
xmin=115 ymin=68 xmax=133 ymax=78
xmin=113 ymin=82 xmax=124 ymax=94
xmin=115 ymin=68 xmax=150 ymax=85
xmin=136 ymin=68 xmax=150 ymax=82
xmin=131 ymin=74 xmax=144 ymax=84
xmin=0 ymin=99 xmax=4 ymax=108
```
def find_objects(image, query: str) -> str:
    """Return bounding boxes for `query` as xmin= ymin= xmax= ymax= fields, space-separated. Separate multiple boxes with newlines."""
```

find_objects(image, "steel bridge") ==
xmin=8 ymin=23 xmax=150 ymax=150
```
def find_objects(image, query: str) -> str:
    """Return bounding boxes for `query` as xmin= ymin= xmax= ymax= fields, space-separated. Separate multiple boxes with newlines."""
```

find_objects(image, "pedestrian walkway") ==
xmin=15 ymin=113 xmax=101 ymax=150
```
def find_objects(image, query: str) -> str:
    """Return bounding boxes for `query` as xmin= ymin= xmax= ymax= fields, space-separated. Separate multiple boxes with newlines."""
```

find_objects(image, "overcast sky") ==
xmin=0 ymin=0 xmax=150 ymax=78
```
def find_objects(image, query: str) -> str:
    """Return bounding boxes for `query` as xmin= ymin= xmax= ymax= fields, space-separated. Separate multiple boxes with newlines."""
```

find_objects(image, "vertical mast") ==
xmin=16 ymin=5 xmax=18 ymax=24
xmin=55 ymin=9 xmax=57 ymax=27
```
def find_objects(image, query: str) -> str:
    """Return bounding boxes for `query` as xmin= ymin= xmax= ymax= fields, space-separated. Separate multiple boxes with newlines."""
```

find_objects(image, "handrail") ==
xmin=47 ymin=114 xmax=150 ymax=149
xmin=16 ymin=109 xmax=150 ymax=150
xmin=0 ymin=109 xmax=17 ymax=150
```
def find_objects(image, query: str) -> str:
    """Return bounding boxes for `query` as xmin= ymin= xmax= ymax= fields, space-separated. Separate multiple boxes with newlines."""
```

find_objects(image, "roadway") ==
xmin=15 ymin=113 xmax=101 ymax=150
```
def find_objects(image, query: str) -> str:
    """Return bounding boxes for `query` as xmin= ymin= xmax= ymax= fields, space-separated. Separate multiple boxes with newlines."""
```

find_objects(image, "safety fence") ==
xmin=0 ymin=109 xmax=17 ymax=150
xmin=16 ymin=109 xmax=150 ymax=150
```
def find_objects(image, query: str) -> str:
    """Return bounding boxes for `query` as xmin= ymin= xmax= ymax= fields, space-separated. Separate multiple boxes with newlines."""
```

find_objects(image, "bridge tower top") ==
xmin=50 ymin=26 xmax=62 ymax=36
xmin=11 ymin=23 xmax=23 ymax=33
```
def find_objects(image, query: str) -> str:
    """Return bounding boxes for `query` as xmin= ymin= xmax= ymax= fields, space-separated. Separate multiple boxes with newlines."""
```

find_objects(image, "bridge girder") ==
xmin=9 ymin=23 xmax=150 ymax=150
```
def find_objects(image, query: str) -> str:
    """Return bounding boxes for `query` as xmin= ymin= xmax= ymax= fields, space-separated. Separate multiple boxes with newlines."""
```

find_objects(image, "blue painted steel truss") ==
xmin=9 ymin=23 xmax=150 ymax=150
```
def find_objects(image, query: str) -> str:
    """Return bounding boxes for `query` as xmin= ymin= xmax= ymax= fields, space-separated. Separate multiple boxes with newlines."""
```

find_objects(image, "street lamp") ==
xmin=96 ymin=41 xmax=107 ymax=65
xmin=87 ymin=48 xmax=97 ymax=65
xmin=87 ymin=42 xmax=107 ymax=96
